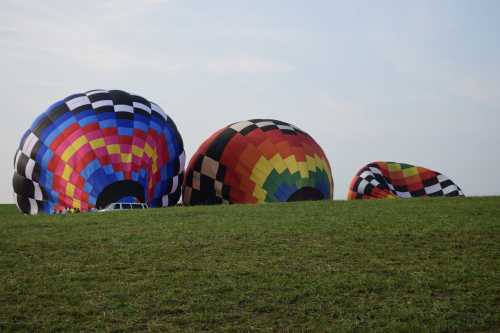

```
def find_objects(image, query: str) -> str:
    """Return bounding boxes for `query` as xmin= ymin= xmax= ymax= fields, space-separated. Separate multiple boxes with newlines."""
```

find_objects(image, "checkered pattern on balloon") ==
xmin=183 ymin=119 xmax=334 ymax=205
xmin=348 ymin=161 xmax=463 ymax=200
xmin=13 ymin=90 xmax=184 ymax=214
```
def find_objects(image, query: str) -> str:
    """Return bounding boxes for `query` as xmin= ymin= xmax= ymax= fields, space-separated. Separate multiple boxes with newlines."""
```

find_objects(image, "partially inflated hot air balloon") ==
xmin=13 ymin=89 xmax=185 ymax=214
xmin=348 ymin=161 xmax=463 ymax=200
xmin=183 ymin=119 xmax=333 ymax=205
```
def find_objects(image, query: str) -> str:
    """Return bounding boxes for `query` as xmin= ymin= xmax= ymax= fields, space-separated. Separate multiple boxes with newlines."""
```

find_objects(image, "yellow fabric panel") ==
xmin=61 ymin=136 xmax=88 ymax=162
xmin=121 ymin=153 xmax=132 ymax=163
xmin=297 ymin=161 xmax=309 ymax=178
xmin=90 ymin=138 xmax=105 ymax=149
xmin=62 ymin=165 xmax=73 ymax=181
xmin=250 ymin=156 xmax=274 ymax=186
xmin=305 ymin=155 xmax=317 ymax=172
xmin=283 ymin=155 xmax=299 ymax=174
xmin=388 ymin=162 xmax=401 ymax=172
xmin=72 ymin=199 xmax=81 ymax=209
xmin=252 ymin=186 xmax=267 ymax=203
xmin=72 ymin=136 xmax=88 ymax=151
xmin=144 ymin=144 xmax=156 ymax=159
xmin=314 ymin=154 xmax=325 ymax=171
xmin=61 ymin=146 xmax=76 ymax=162
xmin=132 ymin=145 xmax=144 ymax=158
xmin=403 ymin=167 xmax=418 ymax=177
xmin=270 ymin=154 xmax=287 ymax=174
xmin=144 ymin=144 xmax=158 ymax=174
xmin=106 ymin=144 xmax=120 ymax=155
xmin=65 ymin=183 xmax=75 ymax=197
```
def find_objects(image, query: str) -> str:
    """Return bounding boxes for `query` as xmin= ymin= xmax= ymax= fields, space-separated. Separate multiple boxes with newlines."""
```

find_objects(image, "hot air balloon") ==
xmin=13 ymin=89 xmax=185 ymax=214
xmin=183 ymin=119 xmax=333 ymax=205
xmin=348 ymin=161 xmax=463 ymax=200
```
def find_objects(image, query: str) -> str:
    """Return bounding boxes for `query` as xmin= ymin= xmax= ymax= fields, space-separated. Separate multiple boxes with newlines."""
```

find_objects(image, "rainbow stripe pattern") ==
xmin=183 ymin=119 xmax=333 ymax=205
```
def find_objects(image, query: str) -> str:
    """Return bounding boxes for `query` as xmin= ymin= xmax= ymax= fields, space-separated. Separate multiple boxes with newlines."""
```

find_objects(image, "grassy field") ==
xmin=0 ymin=197 xmax=499 ymax=332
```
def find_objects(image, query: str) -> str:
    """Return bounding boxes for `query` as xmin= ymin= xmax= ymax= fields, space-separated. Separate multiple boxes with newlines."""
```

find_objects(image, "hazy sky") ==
xmin=1 ymin=0 xmax=499 ymax=203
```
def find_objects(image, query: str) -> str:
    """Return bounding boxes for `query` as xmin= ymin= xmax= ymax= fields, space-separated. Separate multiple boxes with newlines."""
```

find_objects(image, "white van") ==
xmin=98 ymin=202 xmax=148 ymax=212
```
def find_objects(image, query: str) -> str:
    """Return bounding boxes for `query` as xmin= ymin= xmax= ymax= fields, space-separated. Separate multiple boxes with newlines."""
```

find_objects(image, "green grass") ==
xmin=0 ymin=197 xmax=499 ymax=332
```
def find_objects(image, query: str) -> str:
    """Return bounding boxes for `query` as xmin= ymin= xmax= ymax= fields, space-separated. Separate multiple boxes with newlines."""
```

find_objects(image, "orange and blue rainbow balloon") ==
xmin=183 ymin=119 xmax=333 ymax=205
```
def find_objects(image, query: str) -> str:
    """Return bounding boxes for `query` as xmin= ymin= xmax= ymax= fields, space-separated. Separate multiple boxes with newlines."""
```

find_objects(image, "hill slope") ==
xmin=1 ymin=197 xmax=499 ymax=332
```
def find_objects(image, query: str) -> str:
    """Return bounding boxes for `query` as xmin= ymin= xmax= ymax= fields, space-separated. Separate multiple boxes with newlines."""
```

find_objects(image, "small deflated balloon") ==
xmin=348 ymin=161 xmax=464 ymax=200
xmin=13 ymin=89 xmax=185 ymax=214
xmin=183 ymin=119 xmax=333 ymax=205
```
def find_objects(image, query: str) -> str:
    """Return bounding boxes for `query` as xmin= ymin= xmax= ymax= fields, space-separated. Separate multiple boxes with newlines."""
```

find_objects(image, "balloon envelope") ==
xmin=183 ymin=119 xmax=333 ymax=205
xmin=348 ymin=161 xmax=463 ymax=200
xmin=13 ymin=89 xmax=185 ymax=214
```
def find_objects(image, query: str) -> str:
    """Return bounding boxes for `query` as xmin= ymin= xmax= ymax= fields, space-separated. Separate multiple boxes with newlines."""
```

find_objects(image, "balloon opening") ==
xmin=96 ymin=180 xmax=145 ymax=209
xmin=116 ymin=196 xmax=140 ymax=204
xmin=287 ymin=187 xmax=325 ymax=202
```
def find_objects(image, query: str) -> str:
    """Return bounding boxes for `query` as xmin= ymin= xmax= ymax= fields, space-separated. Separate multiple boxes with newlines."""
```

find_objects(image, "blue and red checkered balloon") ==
xmin=13 ymin=89 xmax=184 ymax=214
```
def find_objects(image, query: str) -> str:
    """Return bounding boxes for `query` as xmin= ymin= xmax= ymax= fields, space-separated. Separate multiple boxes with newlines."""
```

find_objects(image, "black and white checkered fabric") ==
xmin=62 ymin=89 xmax=168 ymax=119
xmin=183 ymin=154 xmax=230 ymax=205
xmin=351 ymin=163 xmax=464 ymax=198
xmin=13 ymin=129 xmax=47 ymax=214
xmin=228 ymin=119 xmax=304 ymax=136
xmin=353 ymin=168 xmax=389 ymax=194
xmin=420 ymin=174 xmax=464 ymax=197
xmin=161 ymin=151 xmax=185 ymax=206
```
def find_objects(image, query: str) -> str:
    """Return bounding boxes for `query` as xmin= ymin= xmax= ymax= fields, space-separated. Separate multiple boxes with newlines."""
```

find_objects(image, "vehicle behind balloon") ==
xmin=98 ymin=202 xmax=149 ymax=212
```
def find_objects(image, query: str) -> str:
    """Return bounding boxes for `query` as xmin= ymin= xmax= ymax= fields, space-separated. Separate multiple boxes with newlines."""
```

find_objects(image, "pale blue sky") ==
xmin=1 ymin=0 xmax=499 ymax=202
